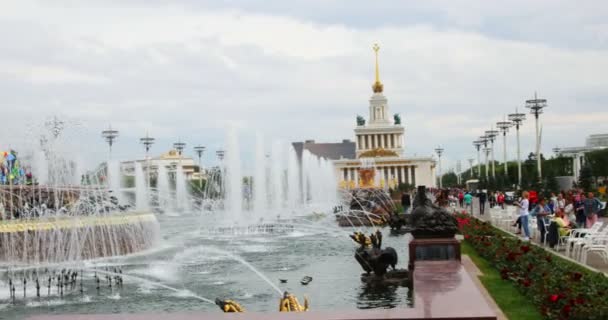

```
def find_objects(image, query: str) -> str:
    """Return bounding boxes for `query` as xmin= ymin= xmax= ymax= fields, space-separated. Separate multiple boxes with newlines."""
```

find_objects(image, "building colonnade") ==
xmin=340 ymin=164 xmax=416 ymax=186
xmin=356 ymin=133 xmax=403 ymax=150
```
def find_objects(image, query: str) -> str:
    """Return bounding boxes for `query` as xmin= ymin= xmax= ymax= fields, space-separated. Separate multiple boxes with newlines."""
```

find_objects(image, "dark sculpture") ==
xmin=351 ymin=230 xmax=398 ymax=276
xmin=410 ymin=186 xmax=458 ymax=239
xmin=393 ymin=113 xmax=401 ymax=125
xmin=356 ymin=115 xmax=366 ymax=126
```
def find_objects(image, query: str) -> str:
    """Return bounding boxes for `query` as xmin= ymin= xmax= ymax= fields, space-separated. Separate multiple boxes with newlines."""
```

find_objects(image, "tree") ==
xmin=442 ymin=172 xmax=458 ymax=188
xmin=578 ymin=165 xmax=594 ymax=192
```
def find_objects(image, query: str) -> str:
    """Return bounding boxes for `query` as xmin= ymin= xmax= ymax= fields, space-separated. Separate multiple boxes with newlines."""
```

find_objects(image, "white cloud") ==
xmin=0 ymin=0 xmax=607 ymax=170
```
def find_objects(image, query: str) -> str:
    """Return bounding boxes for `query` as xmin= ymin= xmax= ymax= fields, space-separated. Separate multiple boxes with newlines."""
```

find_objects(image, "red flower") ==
xmin=507 ymin=252 xmax=518 ymax=261
xmin=523 ymin=279 xmax=532 ymax=287
xmin=575 ymin=296 xmax=585 ymax=305
xmin=520 ymin=245 xmax=531 ymax=253
xmin=550 ymin=294 xmax=559 ymax=302
xmin=545 ymin=255 xmax=552 ymax=262
xmin=562 ymin=304 xmax=571 ymax=315
xmin=572 ymin=272 xmax=583 ymax=281
xmin=464 ymin=234 xmax=470 ymax=239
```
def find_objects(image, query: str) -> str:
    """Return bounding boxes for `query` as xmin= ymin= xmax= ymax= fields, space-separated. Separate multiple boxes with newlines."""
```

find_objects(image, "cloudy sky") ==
xmin=1 ymin=0 xmax=607 ymax=171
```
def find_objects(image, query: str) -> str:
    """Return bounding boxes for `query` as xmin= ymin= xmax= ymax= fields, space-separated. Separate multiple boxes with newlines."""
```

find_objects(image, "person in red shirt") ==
xmin=497 ymin=192 xmax=505 ymax=209
xmin=458 ymin=191 xmax=464 ymax=207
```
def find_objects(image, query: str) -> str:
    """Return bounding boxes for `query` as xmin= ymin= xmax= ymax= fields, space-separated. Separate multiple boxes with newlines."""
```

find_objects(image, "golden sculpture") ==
xmin=359 ymin=148 xmax=398 ymax=158
xmin=372 ymin=43 xmax=384 ymax=93
xmin=358 ymin=168 xmax=376 ymax=188
xmin=216 ymin=299 xmax=245 ymax=312
xmin=279 ymin=292 xmax=309 ymax=312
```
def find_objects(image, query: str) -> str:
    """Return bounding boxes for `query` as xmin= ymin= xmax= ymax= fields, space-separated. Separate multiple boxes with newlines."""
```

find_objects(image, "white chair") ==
xmin=581 ymin=237 xmax=608 ymax=264
xmin=571 ymin=227 xmax=608 ymax=261
xmin=565 ymin=222 xmax=604 ymax=257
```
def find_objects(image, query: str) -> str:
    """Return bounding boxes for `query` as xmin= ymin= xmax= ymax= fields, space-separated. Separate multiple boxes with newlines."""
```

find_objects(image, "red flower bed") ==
xmin=456 ymin=213 xmax=608 ymax=320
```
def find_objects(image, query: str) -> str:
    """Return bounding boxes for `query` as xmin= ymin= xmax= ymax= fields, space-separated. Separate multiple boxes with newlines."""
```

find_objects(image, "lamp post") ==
xmin=216 ymin=150 xmax=225 ymax=162
xmin=508 ymin=108 xmax=526 ymax=188
xmin=140 ymin=133 xmax=155 ymax=188
xmin=194 ymin=146 xmax=206 ymax=189
xmin=526 ymin=92 xmax=547 ymax=181
xmin=467 ymin=158 xmax=475 ymax=179
xmin=434 ymin=146 xmax=444 ymax=189
xmin=101 ymin=125 xmax=119 ymax=160
xmin=485 ymin=129 xmax=499 ymax=178
xmin=456 ymin=160 xmax=462 ymax=185
xmin=479 ymin=136 xmax=489 ymax=179
xmin=496 ymin=119 xmax=512 ymax=176
xmin=473 ymin=141 xmax=483 ymax=178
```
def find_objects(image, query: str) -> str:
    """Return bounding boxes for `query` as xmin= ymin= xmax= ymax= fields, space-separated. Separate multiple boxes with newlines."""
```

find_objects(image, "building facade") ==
xmin=558 ymin=133 xmax=608 ymax=180
xmin=121 ymin=150 xmax=203 ymax=181
xmin=332 ymin=44 xmax=436 ymax=189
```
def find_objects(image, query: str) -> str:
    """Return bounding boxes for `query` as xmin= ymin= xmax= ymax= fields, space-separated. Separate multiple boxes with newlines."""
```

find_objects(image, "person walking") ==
xmin=478 ymin=190 xmax=487 ymax=215
xmin=532 ymin=198 xmax=550 ymax=245
xmin=497 ymin=192 xmax=505 ymax=210
xmin=458 ymin=190 xmax=464 ymax=208
xmin=584 ymin=192 xmax=602 ymax=228
xmin=575 ymin=193 xmax=586 ymax=228
xmin=464 ymin=192 xmax=473 ymax=212
xmin=515 ymin=191 xmax=531 ymax=241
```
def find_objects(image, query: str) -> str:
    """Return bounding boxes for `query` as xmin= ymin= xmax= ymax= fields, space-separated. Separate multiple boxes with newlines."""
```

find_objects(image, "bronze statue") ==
xmin=394 ymin=113 xmax=401 ymax=125
xmin=410 ymin=186 xmax=458 ymax=239
xmin=356 ymin=115 xmax=366 ymax=126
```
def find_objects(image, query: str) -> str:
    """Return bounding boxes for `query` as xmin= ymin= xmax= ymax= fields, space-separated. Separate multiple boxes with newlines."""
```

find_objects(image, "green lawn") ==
xmin=461 ymin=242 xmax=544 ymax=320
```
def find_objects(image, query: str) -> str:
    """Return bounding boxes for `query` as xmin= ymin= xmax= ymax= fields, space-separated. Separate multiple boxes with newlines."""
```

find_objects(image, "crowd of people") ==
xmin=0 ymin=150 xmax=33 ymax=186
xmin=427 ymin=186 xmax=606 ymax=245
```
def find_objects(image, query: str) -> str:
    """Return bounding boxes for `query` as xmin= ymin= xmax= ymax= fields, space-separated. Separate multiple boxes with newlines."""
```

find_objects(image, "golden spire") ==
xmin=372 ymin=43 xmax=383 ymax=93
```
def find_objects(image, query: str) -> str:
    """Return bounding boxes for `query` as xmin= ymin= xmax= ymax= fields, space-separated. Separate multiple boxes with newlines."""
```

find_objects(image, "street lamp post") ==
xmin=101 ymin=125 xmax=119 ymax=160
xmin=479 ymin=136 xmax=489 ymax=179
xmin=485 ymin=129 xmax=499 ymax=178
xmin=508 ymin=109 xmax=526 ymax=188
xmin=173 ymin=140 xmax=186 ymax=187
xmin=473 ymin=141 xmax=483 ymax=178
xmin=467 ymin=158 xmax=475 ymax=179
xmin=193 ymin=145 xmax=206 ymax=189
xmin=496 ymin=119 xmax=513 ymax=176
xmin=140 ymin=133 xmax=155 ymax=188
xmin=216 ymin=149 xmax=226 ymax=196
xmin=526 ymin=92 xmax=548 ymax=182
xmin=434 ymin=146 xmax=444 ymax=189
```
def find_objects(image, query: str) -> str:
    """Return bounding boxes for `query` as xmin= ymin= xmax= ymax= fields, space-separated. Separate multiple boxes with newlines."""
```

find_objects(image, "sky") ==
xmin=0 ymin=0 xmax=607 ymax=172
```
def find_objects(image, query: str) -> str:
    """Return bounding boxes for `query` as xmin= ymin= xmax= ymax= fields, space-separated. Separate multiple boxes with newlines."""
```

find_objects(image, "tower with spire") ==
xmin=333 ymin=44 xmax=437 ymax=190
xmin=355 ymin=43 xmax=405 ymax=157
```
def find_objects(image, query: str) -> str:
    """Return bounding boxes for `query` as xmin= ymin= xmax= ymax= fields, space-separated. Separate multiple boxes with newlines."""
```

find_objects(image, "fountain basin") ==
xmin=0 ymin=212 xmax=159 ymax=264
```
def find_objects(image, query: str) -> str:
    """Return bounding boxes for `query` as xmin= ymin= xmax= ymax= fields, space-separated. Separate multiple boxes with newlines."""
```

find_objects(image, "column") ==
xmin=408 ymin=166 xmax=413 ymax=186
xmin=343 ymin=168 xmax=347 ymax=181
xmin=390 ymin=134 xmax=395 ymax=149
xmin=380 ymin=134 xmax=385 ymax=148
xmin=354 ymin=168 xmax=359 ymax=186
xmin=400 ymin=166 xmax=406 ymax=184
xmin=365 ymin=135 xmax=369 ymax=150
xmin=373 ymin=135 xmax=378 ymax=149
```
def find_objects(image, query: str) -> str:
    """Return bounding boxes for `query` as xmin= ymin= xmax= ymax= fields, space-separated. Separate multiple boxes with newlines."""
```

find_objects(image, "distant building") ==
xmin=558 ymin=133 xmax=608 ymax=180
xmin=300 ymin=44 xmax=436 ymax=189
xmin=121 ymin=150 xmax=204 ymax=181
xmin=292 ymin=139 xmax=356 ymax=160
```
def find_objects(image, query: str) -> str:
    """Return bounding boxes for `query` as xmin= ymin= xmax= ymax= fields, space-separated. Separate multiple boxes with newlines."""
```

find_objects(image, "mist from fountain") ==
xmin=134 ymin=162 xmax=148 ymax=211
xmin=253 ymin=134 xmax=267 ymax=217
xmin=175 ymin=164 xmax=190 ymax=212
xmin=108 ymin=160 xmax=124 ymax=205
xmin=156 ymin=164 xmax=171 ymax=210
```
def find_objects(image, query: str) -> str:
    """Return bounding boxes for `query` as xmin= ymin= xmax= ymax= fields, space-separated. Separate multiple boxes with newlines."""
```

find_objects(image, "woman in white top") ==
xmin=515 ymin=191 xmax=530 ymax=240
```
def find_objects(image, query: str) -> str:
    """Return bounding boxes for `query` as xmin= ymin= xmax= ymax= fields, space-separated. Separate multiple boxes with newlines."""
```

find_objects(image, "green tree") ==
xmin=578 ymin=165 xmax=594 ymax=192
xmin=442 ymin=172 xmax=459 ymax=188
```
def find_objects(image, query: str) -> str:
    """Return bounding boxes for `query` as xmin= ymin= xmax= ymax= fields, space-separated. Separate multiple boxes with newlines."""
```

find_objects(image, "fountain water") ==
xmin=175 ymin=164 xmax=190 ymax=212
xmin=156 ymin=164 xmax=171 ymax=210
xmin=135 ymin=162 xmax=148 ymax=211
xmin=107 ymin=160 xmax=124 ymax=205
xmin=224 ymin=128 xmax=243 ymax=220
xmin=253 ymin=134 xmax=267 ymax=217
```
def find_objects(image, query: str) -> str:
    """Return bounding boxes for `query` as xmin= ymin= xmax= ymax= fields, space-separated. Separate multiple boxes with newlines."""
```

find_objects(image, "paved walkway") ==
xmin=465 ymin=199 xmax=608 ymax=274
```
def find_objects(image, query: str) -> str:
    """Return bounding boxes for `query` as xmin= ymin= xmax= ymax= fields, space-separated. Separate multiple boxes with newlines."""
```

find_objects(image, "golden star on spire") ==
xmin=372 ymin=43 xmax=383 ymax=93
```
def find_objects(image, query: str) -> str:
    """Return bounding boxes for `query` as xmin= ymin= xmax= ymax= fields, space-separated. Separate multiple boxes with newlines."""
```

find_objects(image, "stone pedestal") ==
xmin=408 ymin=238 xmax=461 ymax=270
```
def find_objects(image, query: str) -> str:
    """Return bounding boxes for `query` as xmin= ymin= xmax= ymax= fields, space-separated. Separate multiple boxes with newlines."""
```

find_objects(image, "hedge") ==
xmin=456 ymin=213 xmax=608 ymax=320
